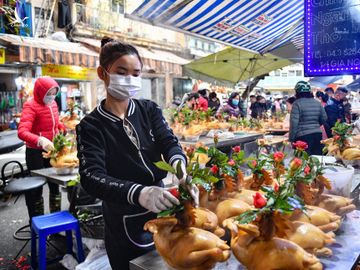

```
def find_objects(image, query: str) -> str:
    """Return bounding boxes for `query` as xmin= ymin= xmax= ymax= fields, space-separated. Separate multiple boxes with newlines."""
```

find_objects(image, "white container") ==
xmin=323 ymin=166 xmax=354 ymax=197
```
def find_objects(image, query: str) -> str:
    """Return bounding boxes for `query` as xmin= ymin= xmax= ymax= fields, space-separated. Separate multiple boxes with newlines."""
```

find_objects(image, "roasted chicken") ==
xmin=289 ymin=206 xmax=341 ymax=232
xmin=193 ymin=207 xmax=225 ymax=237
xmin=284 ymin=221 xmax=335 ymax=257
xmin=223 ymin=220 xmax=323 ymax=270
xmin=317 ymin=194 xmax=356 ymax=216
xmin=144 ymin=217 xmax=230 ymax=270
xmin=215 ymin=198 xmax=252 ymax=224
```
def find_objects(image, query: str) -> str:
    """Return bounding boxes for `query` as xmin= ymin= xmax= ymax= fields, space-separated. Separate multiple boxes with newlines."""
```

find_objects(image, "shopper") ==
xmin=250 ymin=95 xmax=267 ymax=119
xmin=289 ymin=81 xmax=327 ymax=155
xmin=208 ymin=92 xmax=220 ymax=113
xmin=18 ymin=77 xmax=64 ymax=220
xmin=315 ymin=91 xmax=328 ymax=106
xmin=282 ymin=96 xmax=296 ymax=130
xmin=324 ymin=87 xmax=335 ymax=99
xmin=324 ymin=87 xmax=348 ymax=137
xmin=76 ymin=37 xmax=199 ymax=270
xmin=218 ymin=92 xmax=241 ymax=117
xmin=343 ymin=97 xmax=352 ymax=123
xmin=197 ymin=85 xmax=209 ymax=111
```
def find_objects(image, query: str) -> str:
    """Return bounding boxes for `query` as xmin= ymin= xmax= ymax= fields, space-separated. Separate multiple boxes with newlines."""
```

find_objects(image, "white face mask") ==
xmin=43 ymin=95 xmax=56 ymax=105
xmin=104 ymin=70 xmax=142 ymax=100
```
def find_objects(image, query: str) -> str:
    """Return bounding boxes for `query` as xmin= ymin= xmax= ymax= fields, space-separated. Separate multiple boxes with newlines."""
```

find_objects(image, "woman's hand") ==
xmin=139 ymin=186 xmax=180 ymax=213
xmin=172 ymin=160 xmax=200 ymax=207
xmin=38 ymin=136 xmax=55 ymax=152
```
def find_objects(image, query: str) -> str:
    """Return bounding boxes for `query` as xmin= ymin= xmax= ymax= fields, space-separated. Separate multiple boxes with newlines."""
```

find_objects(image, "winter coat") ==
xmin=198 ymin=96 xmax=209 ymax=111
xmin=18 ymin=77 xmax=64 ymax=149
xmin=219 ymin=103 xmax=240 ymax=117
xmin=325 ymin=97 xmax=345 ymax=137
xmin=76 ymin=98 xmax=186 ymax=249
xmin=251 ymin=102 xmax=267 ymax=119
xmin=289 ymin=98 xmax=327 ymax=142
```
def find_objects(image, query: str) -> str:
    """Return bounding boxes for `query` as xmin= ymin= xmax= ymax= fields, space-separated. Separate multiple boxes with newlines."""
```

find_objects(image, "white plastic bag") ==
xmin=76 ymin=248 xmax=111 ymax=270
xmin=323 ymin=166 xmax=354 ymax=197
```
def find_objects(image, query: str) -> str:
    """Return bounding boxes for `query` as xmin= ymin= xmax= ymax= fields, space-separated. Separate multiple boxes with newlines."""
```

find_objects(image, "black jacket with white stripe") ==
xmin=76 ymin=99 xmax=186 ymax=247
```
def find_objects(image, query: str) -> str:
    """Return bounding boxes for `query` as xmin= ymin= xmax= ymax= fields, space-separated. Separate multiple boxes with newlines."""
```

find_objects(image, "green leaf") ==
xmin=196 ymin=147 xmax=208 ymax=154
xmin=157 ymin=208 xmax=176 ymax=217
xmin=192 ymin=177 xmax=212 ymax=192
xmin=236 ymin=210 xmax=258 ymax=224
xmin=154 ymin=161 xmax=176 ymax=174
xmin=176 ymin=161 xmax=184 ymax=179
xmin=67 ymin=179 xmax=79 ymax=187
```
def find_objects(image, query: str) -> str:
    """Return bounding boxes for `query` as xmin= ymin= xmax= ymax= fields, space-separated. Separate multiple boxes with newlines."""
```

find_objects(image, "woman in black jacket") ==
xmin=76 ymin=37 xmax=198 ymax=270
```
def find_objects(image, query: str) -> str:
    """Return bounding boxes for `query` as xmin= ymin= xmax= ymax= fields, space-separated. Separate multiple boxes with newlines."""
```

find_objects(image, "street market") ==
xmin=0 ymin=1 xmax=360 ymax=270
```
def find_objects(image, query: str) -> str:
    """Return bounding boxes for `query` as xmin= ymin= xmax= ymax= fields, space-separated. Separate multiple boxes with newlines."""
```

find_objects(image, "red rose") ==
xmin=253 ymin=192 xmax=267 ymax=208
xmin=251 ymin=160 xmax=257 ymax=167
xmin=185 ymin=146 xmax=195 ymax=157
xmin=293 ymin=141 xmax=308 ymax=151
xmin=304 ymin=165 xmax=311 ymax=175
xmin=274 ymin=181 xmax=279 ymax=192
xmin=228 ymin=159 xmax=235 ymax=166
xmin=290 ymin=158 xmax=303 ymax=170
xmin=168 ymin=188 xmax=180 ymax=198
xmin=333 ymin=135 xmax=340 ymax=140
xmin=233 ymin=145 xmax=241 ymax=153
xmin=210 ymin=165 xmax=219 ymax=175
xmin=273 ymin=151 xmax=285 ymax=163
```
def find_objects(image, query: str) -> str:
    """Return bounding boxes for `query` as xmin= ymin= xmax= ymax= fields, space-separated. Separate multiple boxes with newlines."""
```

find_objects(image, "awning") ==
xmin=346 ymin=78 xmax=360 ymax=92
xmin=129 ymin=0 xmax=304 ymax=54
xmin=184 ymin=46 xmax=293 ymax=85
xmin=75 ymin=37 xmax=189 ymax=76
xmin=308 ymin=76 xmax=343 ymax=89
xmin=0 ymin=34 xmax=98 ymax=68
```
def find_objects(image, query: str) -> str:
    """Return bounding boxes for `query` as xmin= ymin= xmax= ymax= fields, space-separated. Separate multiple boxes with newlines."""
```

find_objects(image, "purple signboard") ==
xmin=304 ymin=0 xmax=360 ymax=76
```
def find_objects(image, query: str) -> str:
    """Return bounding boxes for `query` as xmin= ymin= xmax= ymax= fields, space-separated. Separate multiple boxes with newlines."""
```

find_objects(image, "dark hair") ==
xmin=256 ymin=95 xmax=264 ymax=102
xmin=336 ymin=86 xmax=348 ymax=94
xmin=250 ymin=95 xmax=256 ymax=99
xmin=209 ymin=92 xmax=217 ymax=99
xmin=198 ymin=89 xmax=207 ymax=96
xmin=315 ymin=91 xmax=329 ymax=103
xmin=286 ymin=96 xmax=296 ymax=105
xmin=324 ymin=87 xmax=334 ymax=94
xmin=187 ymin=92 xmax=199 ymax=101
xmin=228 ymin=92 xmax=239 ymax=105
xmin=100 ymin=37 xmax=143 ymax=70
xmin=296 ymin=92 xmax=314 ymax=99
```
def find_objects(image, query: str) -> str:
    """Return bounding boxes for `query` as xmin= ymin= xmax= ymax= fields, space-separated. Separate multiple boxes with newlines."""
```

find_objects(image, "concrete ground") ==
xmin=0 ymin=184 xmax=70 ymax=270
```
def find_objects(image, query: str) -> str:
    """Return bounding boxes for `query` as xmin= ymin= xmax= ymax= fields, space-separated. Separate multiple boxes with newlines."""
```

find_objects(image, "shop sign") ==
xmin=0 ymin=48 xmax=5 ymax=64
xmin=304 ymin=0 xmax=360 ymax=76
xmin=42 ymin=64 xmax=96 ymax=81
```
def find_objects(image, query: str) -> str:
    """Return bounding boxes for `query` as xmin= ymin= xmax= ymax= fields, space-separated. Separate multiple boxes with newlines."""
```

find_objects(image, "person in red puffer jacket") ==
xmin=18 ymin=76 xmax=65 ymax=220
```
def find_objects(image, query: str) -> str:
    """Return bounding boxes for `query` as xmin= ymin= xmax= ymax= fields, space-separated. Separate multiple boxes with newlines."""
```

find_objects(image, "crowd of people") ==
xmin=178 ymin=81 xmax=357 ymax=155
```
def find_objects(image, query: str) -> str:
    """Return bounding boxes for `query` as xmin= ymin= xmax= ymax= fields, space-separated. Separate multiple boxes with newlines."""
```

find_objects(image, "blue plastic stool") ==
xmin=31 ymin=211 xmax=85 ymax=270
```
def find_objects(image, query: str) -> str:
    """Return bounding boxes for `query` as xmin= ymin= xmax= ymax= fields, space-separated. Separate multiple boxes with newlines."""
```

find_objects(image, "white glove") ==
xmin=138 ymin=186 xmax=180 ymax=213
xmin=38 ymin=136 xmax=54 ymax=152
xmin=172 ymin=160 xmax=200 ymax=207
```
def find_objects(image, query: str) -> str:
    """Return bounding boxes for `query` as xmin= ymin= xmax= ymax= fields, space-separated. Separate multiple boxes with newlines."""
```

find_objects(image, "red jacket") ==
xmin=18 ymin=77 xmax=64 ymax=149
xmin=198 ymin=96 xmax=208 ymax=111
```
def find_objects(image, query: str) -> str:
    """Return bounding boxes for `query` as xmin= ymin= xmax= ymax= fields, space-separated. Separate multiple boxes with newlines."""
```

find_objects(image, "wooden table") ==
xmin=180 ymin=133 xmax=262 ymax=148
xmin=130 ymin=210 xmax=360 ymax=270
xmin=31 ymin=167 xmax=78 ymax=187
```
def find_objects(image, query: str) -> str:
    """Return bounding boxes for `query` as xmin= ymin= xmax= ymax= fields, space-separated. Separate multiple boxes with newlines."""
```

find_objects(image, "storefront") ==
xmin=0 ymin=34 xmax=99 ymax=123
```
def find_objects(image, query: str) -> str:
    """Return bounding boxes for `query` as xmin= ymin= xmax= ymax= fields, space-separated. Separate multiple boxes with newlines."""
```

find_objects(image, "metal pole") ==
xmin=45 ymin=0 xmax=57 ymax=37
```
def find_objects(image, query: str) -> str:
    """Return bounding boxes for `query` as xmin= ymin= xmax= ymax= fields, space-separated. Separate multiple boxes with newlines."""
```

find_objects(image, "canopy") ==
xmin=130 ymin=0 xmax=304 ymax=54
xmin=346 ymin=78 xmax=360 ymax=92
xmin=308 ymin=76 xmax=343 ymax=89
xmin=184 ymin=46 xmax=293 ymax=85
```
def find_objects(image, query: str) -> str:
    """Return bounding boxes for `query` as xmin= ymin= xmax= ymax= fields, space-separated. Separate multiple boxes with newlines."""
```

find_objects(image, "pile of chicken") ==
xmin=43 ymin=133 xmax=79 ymax=168
xmin=145 ymin=141 xmax=356 ymax=270
xmin=322 ymin=122 xmax=360 ymax=161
